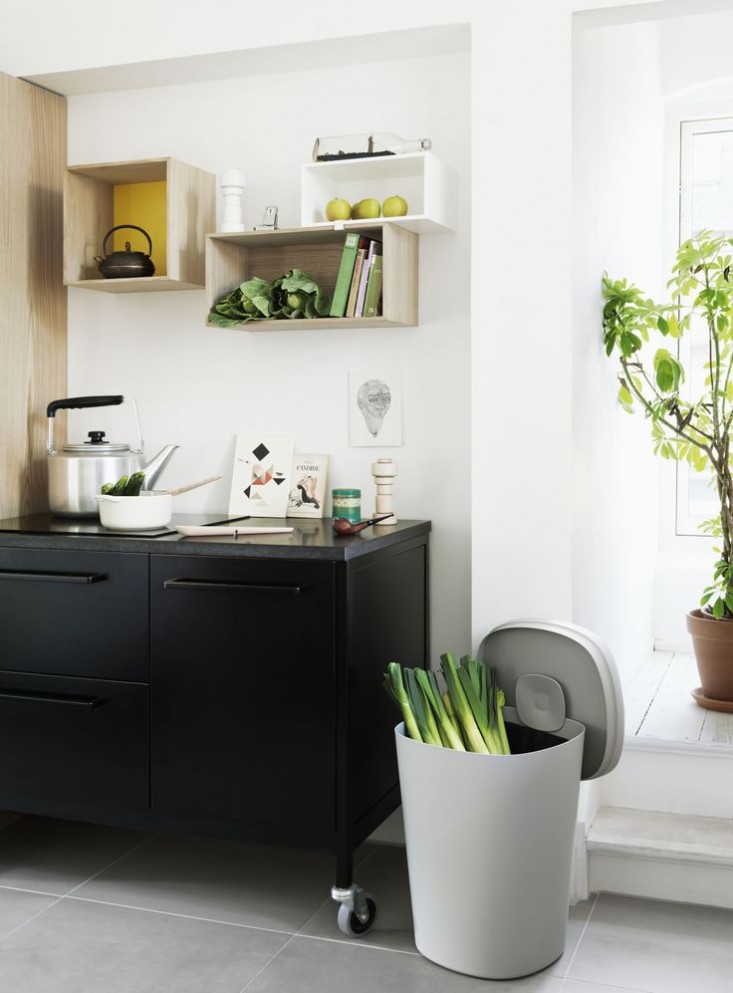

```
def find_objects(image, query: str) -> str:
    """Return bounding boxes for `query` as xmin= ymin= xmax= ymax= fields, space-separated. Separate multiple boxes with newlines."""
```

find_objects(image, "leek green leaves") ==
xmin=384 ymin=655 xmax=511 ymax=755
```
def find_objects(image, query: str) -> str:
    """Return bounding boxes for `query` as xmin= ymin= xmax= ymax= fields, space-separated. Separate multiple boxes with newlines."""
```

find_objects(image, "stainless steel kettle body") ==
xmin=46 ymin=395 xmax=178 ymax=517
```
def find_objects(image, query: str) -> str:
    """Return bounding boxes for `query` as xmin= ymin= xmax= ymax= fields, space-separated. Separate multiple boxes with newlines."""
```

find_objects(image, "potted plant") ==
xmin=602 ymin=230 xmax=733 ymax=708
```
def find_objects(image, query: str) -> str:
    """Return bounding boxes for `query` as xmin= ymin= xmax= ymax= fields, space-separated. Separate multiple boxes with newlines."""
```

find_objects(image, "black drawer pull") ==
xmin=163 ymin=577 xmax=302 ymax=595
xmin=0 ymin=570 xmax=106 ymax=584
xmin=0 ymin=689 xmax=103 ymax=708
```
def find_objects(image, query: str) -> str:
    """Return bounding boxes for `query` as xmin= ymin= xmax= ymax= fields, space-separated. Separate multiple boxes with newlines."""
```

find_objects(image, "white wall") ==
xmin=65 ymin=52 xmax=473 ymax=657
xmin=0 ymin=0 xmax=690 ymax=660
xmin=571 ymin=19 xmax=664 ymax=677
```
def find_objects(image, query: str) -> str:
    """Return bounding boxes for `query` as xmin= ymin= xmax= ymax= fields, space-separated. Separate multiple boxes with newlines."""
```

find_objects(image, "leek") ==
xmin=383 ymin=662 xmax=422 ymax=742
xmin=383 ymin=658 xmax=511 ymax=755
xmin=415 ymin=668 xmax=465 ymax=750
xmin=404 ymin=667 xmax=442 ymax=746
xmin=439 ymin=653 xmax=490 ymax=753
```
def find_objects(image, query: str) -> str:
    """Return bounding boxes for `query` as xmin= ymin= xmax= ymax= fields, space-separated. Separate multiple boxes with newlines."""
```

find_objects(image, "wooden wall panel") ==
xmin=0 ymin=73 xmax=67 ymax=519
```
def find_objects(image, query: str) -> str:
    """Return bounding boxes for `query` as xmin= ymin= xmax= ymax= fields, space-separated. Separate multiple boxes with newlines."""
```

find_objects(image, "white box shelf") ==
xmin=300 ymin=151 xmax=452 ymax=234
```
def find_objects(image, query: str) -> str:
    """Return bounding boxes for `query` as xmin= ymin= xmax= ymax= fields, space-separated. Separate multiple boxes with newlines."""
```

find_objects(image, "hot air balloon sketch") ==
xmin=357 ymin=379 xmax=391 ymax=437
xmin=349 ymin=369 xmax=403 ymax=446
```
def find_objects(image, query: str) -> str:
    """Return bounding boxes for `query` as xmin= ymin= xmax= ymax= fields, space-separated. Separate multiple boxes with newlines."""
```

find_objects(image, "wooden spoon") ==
xmin=153 ymin=474 xmax=222 ymax=496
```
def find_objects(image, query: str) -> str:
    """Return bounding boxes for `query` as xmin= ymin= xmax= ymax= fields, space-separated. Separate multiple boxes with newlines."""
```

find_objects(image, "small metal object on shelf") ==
xmin=254 ymin=206 xmax=278 ymax=231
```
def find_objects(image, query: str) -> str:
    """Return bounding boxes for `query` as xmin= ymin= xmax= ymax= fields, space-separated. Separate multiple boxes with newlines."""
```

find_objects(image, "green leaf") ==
xmin=618 ymin=382 xmax=634 ymax=412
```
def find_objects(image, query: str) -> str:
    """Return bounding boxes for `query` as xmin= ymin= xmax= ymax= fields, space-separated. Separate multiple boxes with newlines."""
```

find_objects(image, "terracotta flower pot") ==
xmin=686 ymin=608 xmax=733 ymax=703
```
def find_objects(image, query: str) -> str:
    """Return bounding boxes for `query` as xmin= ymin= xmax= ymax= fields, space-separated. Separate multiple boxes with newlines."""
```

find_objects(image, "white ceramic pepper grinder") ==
xmin=372 ymin=457 xmax=398 ymax=525
xmin=220 ymin=169 xmax=245 ymax=232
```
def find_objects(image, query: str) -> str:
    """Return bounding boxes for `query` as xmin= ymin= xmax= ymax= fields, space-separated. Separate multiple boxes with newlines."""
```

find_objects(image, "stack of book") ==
xmin=330 ymin=232 xmax=384 ymax=318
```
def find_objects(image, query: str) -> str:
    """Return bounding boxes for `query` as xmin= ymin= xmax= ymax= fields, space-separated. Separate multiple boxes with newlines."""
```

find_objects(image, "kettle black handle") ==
xmin=47 ymin=395 xmax=125 ymax=418
xmin=101 ymin=225 xmax=153 ymax=257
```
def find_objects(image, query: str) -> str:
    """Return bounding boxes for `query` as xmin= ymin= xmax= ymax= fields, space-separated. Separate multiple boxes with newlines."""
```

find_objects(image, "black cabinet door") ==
xmin=0 ymin=548 xmax=148 ymax=680
xmin=150 ymin=555 xmax=336 ymax=834
xmin=0 ymin=671 xmax=149 ymax=813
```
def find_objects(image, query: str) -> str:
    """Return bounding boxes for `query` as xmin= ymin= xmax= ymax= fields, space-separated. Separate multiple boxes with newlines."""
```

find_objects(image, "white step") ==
xmin=599 ymin=737 xmax=733 ymax=819
xmin=587 ymin=806 xmax=733 ymax=909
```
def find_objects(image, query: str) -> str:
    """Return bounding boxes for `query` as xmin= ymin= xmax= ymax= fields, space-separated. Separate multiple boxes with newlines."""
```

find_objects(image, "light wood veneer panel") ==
xmin=0 ymin=72 xmax=67 ymax=518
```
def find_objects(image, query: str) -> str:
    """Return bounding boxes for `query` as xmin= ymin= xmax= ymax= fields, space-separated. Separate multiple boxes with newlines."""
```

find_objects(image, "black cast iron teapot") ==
xmin=94 ymin=224 xmax=156 ymax=279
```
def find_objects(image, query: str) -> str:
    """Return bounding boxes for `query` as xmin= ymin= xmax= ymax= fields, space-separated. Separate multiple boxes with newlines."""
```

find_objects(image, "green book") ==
xmin=329 ymin=232 xmax=361 ymax=317
xmin=363 ymin=252 xmax=384 ymax=318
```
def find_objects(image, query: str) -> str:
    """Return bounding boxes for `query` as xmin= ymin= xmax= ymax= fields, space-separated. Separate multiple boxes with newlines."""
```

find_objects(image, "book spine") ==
xmin=363 ymin=252 xmax=384 ymax=318
xmin=345 ymin=247 xmax=367 ymax=317
xmin=354 ymin=240 xmax=380 ymax=317
xmin=329 ymin=232 xmax=360 ymax=317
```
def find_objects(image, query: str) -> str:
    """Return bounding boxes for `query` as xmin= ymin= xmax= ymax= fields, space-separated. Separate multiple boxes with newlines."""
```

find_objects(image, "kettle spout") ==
xmin=143 ymin=445 xmax=179 ymax=489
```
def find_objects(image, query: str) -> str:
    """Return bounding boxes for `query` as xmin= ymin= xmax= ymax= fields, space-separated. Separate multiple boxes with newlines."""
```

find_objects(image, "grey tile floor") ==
xmin=1 ymin=815 xmax=732 ymax=992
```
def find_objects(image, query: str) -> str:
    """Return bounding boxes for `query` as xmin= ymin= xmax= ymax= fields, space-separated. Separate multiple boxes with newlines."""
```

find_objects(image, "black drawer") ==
xmin=0 ymin=548 xmax=148 ymax=680
xmin=0 ymin=670 xmax=149 ymax=812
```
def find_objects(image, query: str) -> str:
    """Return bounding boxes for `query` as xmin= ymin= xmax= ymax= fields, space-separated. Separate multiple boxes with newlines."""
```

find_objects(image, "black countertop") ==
xmin=0 ymin=514 xmax=431 ymax=561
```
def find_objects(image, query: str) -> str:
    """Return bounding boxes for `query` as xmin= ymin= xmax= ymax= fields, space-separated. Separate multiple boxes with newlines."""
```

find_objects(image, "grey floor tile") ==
xmin=561 ymin=982 xmax=651 ymax=993
xmin=246 ymin=935 xmax=566 ymax=992
xmin=74 ymin=832 xmax=339 ymax=931
xmin=0 ymin=895 xmax=288 ymax=993
xmin=0 ymin=816 xmax=152 ymax=895
xmin=568 ymin=893 xmax=733 ymax=993
xmin=0 ymin=888 xmax=58 ymax=938
xmin=302 ymin=842 xmax=595 ymax=973
xmin=300 ymin=843 xmax=416 ymax=951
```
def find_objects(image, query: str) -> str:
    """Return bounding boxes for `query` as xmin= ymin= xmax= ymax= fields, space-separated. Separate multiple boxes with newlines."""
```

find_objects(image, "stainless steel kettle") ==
xmin=46 ymin=395 xmax=178 ymax=517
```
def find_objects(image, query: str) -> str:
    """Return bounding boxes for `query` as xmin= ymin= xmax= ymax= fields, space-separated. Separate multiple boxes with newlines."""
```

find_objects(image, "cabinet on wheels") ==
xmin=149 ymin=555 xmax=336 ymax=839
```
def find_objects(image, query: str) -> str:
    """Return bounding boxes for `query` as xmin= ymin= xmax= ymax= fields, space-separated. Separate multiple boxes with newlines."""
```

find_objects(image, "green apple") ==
xmin=352 ymin=197 xmax=381 ymax=220
xmin=325 ymin=198 xmax=352 ymax=221
xmin=382 ymin=195 xmax=408 ymax=217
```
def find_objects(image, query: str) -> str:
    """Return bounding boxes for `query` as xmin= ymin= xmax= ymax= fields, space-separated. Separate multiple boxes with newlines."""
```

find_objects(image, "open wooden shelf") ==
xmin=64 ymin=157 xmax=215 ymax=292
xmin=206 ymin=222 xmax=418 ymax=330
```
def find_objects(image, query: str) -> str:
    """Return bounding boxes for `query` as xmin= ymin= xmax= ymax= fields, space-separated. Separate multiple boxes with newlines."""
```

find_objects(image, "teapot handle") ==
xmin=101 ymin=224 xmax=153 ymax=257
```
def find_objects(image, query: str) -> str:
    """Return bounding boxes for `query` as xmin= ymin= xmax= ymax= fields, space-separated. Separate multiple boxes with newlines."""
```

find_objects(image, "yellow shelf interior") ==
xmin=112 ymin=180 xmax=167 ymax=276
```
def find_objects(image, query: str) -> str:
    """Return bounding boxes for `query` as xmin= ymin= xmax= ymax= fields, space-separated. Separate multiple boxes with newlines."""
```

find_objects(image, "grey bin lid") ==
xmin=477 ymin=619 xmax=625 ymax=780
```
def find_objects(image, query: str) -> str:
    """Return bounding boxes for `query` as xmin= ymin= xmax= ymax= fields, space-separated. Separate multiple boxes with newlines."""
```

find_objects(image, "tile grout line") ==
xmin=0 ymin=830 xmax=161 ymax=944
xmin=60 ymin=891 xmax=296 ymax=934
xmin=0 ymin=892 xmax=66 ymax=945
xmin=291 ymin=930 xmax=420 ymax=955
xmin=238 ymin=932 xmax=299 ymax=992
xmin=556 ymin=890 xmax=600 ymax=988
xmin=63 ymin=830 xmax=161 ymax=898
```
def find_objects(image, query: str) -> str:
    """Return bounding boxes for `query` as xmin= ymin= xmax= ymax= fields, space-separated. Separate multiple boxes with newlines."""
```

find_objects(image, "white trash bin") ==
xmin=395 ymin=619 xmax=624 ymax=981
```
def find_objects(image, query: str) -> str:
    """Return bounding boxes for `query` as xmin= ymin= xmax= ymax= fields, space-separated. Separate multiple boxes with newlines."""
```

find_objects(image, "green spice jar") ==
xmin=332 ymin=488 xmax=361 ymax=524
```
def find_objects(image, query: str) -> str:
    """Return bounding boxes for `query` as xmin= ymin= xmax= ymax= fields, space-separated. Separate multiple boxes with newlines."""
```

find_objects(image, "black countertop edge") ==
xmin=0 ymin=518 xmax=431 ymax=560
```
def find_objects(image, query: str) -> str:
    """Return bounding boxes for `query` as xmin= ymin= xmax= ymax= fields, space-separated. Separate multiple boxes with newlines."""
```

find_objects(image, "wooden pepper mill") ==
xmin=372 ymin=457 xmax=397 ymax=525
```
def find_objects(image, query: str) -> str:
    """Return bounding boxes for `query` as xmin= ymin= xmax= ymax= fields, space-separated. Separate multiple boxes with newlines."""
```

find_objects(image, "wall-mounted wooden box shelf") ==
xmin=206 ymin=222 xmax=418 ymax=330
xmin=64 ymin=157 xmax=215 ymax=292
xmin=301 ymin=151 xmax=452 ymax=234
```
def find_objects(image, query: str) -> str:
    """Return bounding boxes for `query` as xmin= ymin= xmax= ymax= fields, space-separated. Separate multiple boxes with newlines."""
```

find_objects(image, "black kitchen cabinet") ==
xmin=0 ymin=548 xmax=148 ymax=680
xmin=0 ymin=516 xmax=430 ymax=929
xmin=150 ymin=556 xmax=337 ymax=836
xmin=0 ymin=670 xmax=149 ymax=817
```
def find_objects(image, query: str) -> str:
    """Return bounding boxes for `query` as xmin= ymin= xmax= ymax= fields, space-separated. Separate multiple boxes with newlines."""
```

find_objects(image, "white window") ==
xmin=675 ymin=118 xmax=733 ymax=535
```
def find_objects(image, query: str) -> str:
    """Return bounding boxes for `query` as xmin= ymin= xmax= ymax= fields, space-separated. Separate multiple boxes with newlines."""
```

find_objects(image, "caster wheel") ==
xmin=337 ymin=894 xmax=377 ymax=937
